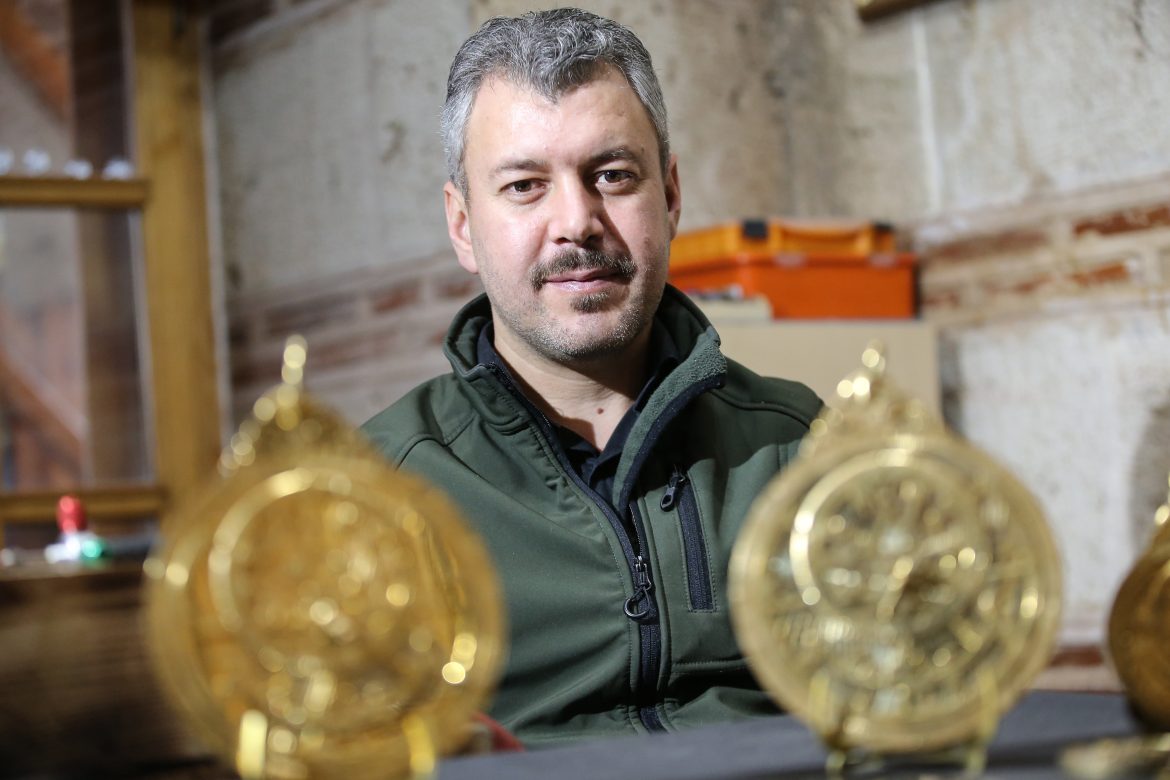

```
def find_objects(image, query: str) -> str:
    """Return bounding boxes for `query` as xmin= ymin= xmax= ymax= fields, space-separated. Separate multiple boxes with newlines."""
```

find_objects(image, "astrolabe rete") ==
xmin=729 ymin=344 xmax=1062 ymax=762
xmin=145 ymin=337 xmax=505 ymax=780
xmin=1108 ymin=475 xmax=1170 ymax=731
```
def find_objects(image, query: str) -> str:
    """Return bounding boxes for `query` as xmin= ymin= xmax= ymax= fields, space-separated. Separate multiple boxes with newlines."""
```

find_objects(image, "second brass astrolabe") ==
xmin=1108 ymin=476 xmax=1170 ymax=730
xmin=730 ymin=344 xmax=1063 ymax=766
xmin=145 ymin=338 xmax=505 ymax=779
xmin=1059 ymin=479 xmax=1170 ymax=779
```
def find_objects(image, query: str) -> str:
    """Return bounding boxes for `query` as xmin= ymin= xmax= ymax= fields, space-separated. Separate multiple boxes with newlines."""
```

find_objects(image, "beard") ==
xmin=486 ymin=247 xmax=661 ymax=364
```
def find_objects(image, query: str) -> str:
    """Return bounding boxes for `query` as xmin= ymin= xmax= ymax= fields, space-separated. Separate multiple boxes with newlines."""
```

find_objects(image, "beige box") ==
xmin=704 ymin=309 xmax=939 ymax=415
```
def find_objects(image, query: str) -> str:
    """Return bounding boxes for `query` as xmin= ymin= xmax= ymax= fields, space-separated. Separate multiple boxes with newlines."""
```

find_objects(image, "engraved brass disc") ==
xmin=146 ymin=339 xmax=505 ymax=779
xmin=730 ymin=346 xmax=1062 ymax=754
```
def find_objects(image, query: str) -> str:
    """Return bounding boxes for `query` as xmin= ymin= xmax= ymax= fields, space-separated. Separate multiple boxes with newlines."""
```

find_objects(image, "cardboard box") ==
xmin=703 ymin=316 xmax=940 ymax=415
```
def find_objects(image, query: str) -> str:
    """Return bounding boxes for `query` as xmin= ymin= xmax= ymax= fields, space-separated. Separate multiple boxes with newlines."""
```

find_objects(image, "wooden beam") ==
xmin=0 ymin=177 xmax=149 ymax=209
xmin=131 ymin=0 xmax=222 ymax=533
xmin=0 ymin=484 xmax=166 ymax=523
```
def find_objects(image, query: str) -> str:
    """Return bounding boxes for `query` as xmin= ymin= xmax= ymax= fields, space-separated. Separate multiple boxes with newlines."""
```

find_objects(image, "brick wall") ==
xmin=919 ymin=179 xmax=1170 ymax=326
xmin=227 ymin=250 xmax=481 ymax=426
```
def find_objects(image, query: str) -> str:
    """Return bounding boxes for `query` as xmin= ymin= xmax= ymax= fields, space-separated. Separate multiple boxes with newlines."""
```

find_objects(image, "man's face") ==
xmin=443 ymin=66 xmax=681 ymax=366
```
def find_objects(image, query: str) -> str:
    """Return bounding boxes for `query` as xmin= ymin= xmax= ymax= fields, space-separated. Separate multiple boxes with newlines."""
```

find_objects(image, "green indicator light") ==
xmin=80 ymin=537 xmax=107 ymax=560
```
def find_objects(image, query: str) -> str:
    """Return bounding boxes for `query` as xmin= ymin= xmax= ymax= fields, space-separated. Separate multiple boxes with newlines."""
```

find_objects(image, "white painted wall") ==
xmin=942 ymin=298 xmax=1170 ymax=642
xmin=212 ymin=0 xmax=469 ymax=295
xmin=793 ymin=0 xmax=1170 ymax=220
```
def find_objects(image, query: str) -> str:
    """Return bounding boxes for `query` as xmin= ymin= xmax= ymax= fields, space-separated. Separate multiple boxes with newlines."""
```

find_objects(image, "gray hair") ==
xmin=441 ymin=8 xmax=670 ymax=197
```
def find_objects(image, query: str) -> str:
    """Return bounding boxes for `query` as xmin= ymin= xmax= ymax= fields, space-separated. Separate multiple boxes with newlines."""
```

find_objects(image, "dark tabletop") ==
xmin=439 ymin=691 xmax=1147 ymax=779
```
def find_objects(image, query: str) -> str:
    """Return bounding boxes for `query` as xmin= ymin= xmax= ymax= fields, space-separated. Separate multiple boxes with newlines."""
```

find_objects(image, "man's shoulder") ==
xmin=359 ymin=373 xmax=472 ymax=465
xmin=714 ymin=357 xmax=824 ymax=427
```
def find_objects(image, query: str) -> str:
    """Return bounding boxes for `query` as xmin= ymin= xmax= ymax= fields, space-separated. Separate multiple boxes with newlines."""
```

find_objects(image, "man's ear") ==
xmin=664 ymin=153 xmax=682 ymax=240
xmin=444 ymin=181 xmax=478 ymax=274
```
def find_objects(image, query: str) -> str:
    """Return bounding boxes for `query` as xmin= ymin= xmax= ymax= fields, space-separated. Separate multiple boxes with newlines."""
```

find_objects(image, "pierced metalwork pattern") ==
xmin=731 ymin=345 xmax=1062 ymax=755
xmin=146 ymin=338 xmax=504 ymax=779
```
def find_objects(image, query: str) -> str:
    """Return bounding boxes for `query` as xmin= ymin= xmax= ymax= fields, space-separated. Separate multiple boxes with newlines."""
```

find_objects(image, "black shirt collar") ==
xmin=474 ymin=321 xmax=680 ymax=419
xmin=475 ymin=320 xmax=680 ymax=501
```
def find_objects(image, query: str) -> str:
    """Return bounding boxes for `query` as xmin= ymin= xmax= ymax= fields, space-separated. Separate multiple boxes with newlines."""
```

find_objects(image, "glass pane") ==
xmin=0 ymin=0 xmax=131 ymax=178
xmin=0 ymin=207 xmax=151 ymax=492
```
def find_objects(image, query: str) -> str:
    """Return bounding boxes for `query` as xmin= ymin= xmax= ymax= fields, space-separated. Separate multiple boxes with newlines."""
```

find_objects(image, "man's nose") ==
xmin=549 ymin=179 xmax=604 ymax=247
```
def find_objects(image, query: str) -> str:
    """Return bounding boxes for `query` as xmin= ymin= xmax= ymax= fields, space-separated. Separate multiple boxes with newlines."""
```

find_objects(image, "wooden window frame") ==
xmin=0 ymin=176 xmax=149 ymax=209
xmin=0 ymin=0 xmax=221 ymax=541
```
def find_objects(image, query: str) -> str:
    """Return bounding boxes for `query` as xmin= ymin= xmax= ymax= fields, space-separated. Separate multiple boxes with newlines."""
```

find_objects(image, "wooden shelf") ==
xmin=0 ymin=176 xmax=149 ymax=209
xmin=0 ymin=484 xmax=166 ymax=524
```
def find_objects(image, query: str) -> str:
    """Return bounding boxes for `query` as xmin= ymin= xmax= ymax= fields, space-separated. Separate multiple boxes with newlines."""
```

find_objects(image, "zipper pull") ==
xmin=660 ymin=468 xmax=688 ymax=511
xmin=634 ymin=556 xmax=653 ymax=593
xmin=623 ymin=556 xmax=655 ymax=619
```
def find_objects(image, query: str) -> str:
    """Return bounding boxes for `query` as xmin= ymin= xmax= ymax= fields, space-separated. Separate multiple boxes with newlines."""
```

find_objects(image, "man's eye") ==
xmin=508 ymin=180 xmax=535 ymax=194
xmin=597 ymin=170 xmax=633 ymax=185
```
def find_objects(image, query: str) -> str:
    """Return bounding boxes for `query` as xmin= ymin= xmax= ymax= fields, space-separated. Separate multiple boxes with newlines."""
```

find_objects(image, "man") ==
xmin=362 ymin=8 xmax=821 ymax=746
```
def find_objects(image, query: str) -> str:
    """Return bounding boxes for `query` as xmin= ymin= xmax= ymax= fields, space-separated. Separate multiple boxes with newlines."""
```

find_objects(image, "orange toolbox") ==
xmin=668 ymin=218 xmax=917 ymax=319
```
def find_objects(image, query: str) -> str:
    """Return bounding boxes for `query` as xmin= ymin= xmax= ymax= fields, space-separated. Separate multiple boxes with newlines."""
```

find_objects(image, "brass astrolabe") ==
xmin=1108 ymin=473 xmax=1170 ymax=730
xmin=1059 ymin=477 xmax=1170 ymax=778
xmin=729 ymin=344 xmax=1063 ymax=773
xmin=145 ymin=337 xmax=505 ymax=780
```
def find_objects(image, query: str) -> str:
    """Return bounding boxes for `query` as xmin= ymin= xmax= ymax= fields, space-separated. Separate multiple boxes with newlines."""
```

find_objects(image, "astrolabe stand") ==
xmin=812 ymin=668 xmax=1000 ymax=777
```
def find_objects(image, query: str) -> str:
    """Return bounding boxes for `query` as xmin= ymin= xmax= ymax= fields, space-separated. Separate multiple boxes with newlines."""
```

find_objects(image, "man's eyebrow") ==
xmin=488 ymin=149 xmax=645 ymax=178
xmin=589 ymin=148 xmax=642 ymax=167
xmin=490 ymin=158 xmax=547 ymax=177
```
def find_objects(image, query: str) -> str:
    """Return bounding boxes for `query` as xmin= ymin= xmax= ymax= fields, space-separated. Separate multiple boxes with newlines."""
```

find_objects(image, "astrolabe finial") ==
xmin=802 ymin=342 xmax=941 ymax=465
xmin=146 ymin=334 xmax=506 ymax=780
xmin=1155 ymin=473 xmax=1170 ymax=534
xmin=218 ymin=336 xmax=374 ymax=479
xmin=834 ymin=340 xmax=886 ymax=403
xmin=281 ymin=334 xmax=307 ymax=390
xmin=730 ymin=344 xmax=1062 ymax=773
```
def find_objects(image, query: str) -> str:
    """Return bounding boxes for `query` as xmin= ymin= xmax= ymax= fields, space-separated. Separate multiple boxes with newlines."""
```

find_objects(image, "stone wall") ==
xmin=774 ymin=0 xmax=1170 ymax=221
xmin=212 ymin=0 xmax=467 ymax=294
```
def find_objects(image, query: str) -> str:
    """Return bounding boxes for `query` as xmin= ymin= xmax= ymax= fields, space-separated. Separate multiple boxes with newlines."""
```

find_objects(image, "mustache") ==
xmin=528 ymin=249 xmax=637 ymax=290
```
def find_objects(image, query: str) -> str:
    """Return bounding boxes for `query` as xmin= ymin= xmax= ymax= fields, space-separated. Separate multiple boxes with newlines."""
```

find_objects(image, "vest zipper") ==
xmin=661 ymin=465 xmax=715 ymax=611
xmin=485 ymin=364 xmax=666 ymax=732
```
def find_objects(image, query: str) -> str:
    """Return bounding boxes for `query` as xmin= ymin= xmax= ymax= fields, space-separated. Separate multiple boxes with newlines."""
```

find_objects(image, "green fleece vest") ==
xmin=362 ymin=287 xmax=821 ymax=746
